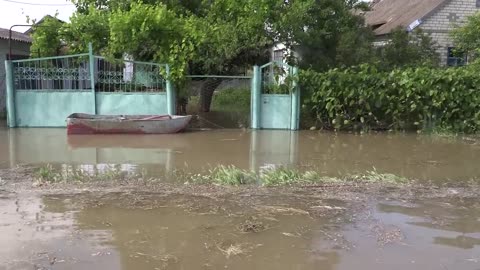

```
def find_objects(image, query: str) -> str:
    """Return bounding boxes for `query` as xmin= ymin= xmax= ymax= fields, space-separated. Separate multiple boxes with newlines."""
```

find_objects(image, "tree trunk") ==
xmin=199 ymin=78 xmax=222 ymax=112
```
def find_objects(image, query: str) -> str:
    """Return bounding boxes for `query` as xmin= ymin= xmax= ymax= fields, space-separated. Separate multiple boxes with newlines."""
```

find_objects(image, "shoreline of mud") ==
xmin=2 ymin=166 xmax=479 ymax=202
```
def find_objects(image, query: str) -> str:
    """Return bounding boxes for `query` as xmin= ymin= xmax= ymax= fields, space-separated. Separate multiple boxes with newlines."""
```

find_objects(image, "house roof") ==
xmin=24 ymin=15 xmax=65 ymax=35
xmin=0 ymin=28 xmax=32 ymax=43
xmin=364 ymin=0 xmax=451 ymax=36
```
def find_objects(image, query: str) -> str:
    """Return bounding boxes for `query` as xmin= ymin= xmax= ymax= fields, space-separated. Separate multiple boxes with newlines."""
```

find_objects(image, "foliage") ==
xmin=212 ymin=88 xmax=251 ymax=112
xmin=29 ymin=16 xmax=64 ymax=57
xmin=262 ymin=65 xmax=298 ymax=94
xmin=377 ymin=28 xmax=440 ymax=69
xmin=273 ymin=0 xmax=375 ymax=71
xmin=300 ymin=64 xmax=480 ymax=133
xmin=106 ymin=2 xmax=194 ymax=79
xmin=451 ymin=11 xmax=480 ymax=59
xmin=61 ymin=6 xmax=110 ymax=54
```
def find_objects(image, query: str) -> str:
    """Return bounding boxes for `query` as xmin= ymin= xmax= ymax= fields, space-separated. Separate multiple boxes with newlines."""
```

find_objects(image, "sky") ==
xmin=0 ymin=0 xmax=76 ymax=32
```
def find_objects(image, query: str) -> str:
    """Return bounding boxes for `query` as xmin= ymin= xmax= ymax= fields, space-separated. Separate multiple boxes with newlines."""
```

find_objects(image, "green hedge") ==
xmin=300 ymin=64 xmax=480 ymax=133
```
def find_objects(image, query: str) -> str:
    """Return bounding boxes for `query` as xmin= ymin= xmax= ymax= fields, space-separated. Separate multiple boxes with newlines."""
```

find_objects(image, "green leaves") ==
xmin=29 ymin=16 xmax=64 ymax=57
xmin=300 ymin=65 xmax=480 ymax=133
xmin=452 ymin=11 xmax=480 ymax=58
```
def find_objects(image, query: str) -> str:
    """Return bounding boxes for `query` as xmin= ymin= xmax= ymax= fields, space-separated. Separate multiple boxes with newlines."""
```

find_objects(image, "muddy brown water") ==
xmin=0 ymin=125 xmax=479 ymax=182
xmin=1 ymin=192 xmax=480 ymax=270
xmin=1 ymin=124 xmax=480 ymax=269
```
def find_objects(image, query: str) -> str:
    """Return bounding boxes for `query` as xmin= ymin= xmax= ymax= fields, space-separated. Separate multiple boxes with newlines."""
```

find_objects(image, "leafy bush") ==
xmin=300 ymin=64 xmax=480 ymax=133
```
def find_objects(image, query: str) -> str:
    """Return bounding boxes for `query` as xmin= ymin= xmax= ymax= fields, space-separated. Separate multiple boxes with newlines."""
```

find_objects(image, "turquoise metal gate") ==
xmin=251 ymin=62 xmax=300 ymax=130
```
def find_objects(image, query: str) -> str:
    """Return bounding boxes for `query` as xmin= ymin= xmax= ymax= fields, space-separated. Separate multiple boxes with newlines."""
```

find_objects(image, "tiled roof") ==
xmin=0 ymin=28 xmax=32 ymax=43
xmin=364 ymin=0 xmax=451 ymax=35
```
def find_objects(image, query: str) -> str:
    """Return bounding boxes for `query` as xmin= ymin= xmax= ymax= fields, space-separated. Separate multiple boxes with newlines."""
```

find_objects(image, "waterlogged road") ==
xmin=1 ymin=124 xmax=480 ymax=269
xmin=0 ymin=192 xmax=479 ymax=270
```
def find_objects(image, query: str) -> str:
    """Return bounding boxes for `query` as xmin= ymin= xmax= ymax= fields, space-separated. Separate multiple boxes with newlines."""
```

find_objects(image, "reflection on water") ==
xmin=2 ymin=193 xmax=480 ymax=269
xmin=1 ymin=127 xmax=480 ymax=181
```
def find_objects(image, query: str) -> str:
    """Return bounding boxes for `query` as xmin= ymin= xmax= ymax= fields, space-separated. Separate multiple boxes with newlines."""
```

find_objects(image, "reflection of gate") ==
xmin=251 ymin=62 xmax=300 ymax=130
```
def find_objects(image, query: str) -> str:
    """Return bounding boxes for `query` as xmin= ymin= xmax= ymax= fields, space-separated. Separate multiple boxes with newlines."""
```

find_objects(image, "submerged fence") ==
xmin=5 ymin=44 xmax=175 ymax=127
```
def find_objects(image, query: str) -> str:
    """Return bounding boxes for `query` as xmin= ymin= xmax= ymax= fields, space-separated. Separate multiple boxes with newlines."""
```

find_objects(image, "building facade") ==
xmin=0 ymin=28 xmax=31 ymax=118
xmin=366 ymin=0 xmax=480 ymax=66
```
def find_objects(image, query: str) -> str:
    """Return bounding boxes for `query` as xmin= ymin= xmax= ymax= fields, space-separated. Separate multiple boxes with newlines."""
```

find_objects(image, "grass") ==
xmin=186 ymin=165 xmax=408 ymax=187
xmin=33 ymin=164 xmax=410 ymax=187
xmin=34 ymin=164 xmax=143 ymax=184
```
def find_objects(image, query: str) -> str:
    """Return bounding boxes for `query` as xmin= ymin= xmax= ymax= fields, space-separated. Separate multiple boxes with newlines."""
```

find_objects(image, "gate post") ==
xmin=5 ymin=60 xmax=16 ymax=127
xmin=165 ymin=64 xmax=176 ymax=115
xmin=290 ymin=66 xmax=300 ymax=130
xmin=251 ymin=65 xmax=261 ymax=129
xmin=88 ymin=42 xmax=97 ymax=114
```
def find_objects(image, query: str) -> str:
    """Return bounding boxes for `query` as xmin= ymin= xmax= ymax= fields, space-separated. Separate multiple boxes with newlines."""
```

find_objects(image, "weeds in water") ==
xmin=349 ymin=169 xmax=408 ymax=184
xmin=34 ymin=164 xmax=141 ymax=184
xmin=36 ymin=164 xmax=59 ymax=183
xmin=207 ymin=165 xmax=255 ymax=185
xmin=185 ymin=165 xmax=405 ymax=186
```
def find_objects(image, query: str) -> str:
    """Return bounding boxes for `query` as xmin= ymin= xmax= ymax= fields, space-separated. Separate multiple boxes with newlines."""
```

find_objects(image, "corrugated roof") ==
xmin=0 ymin=28 xmax=32 ymax=43
xmin=364 ymin=0 xmax=450 ymax=36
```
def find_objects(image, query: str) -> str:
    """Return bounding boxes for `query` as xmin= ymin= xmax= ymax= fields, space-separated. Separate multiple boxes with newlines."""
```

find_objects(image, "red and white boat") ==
xmin=67 ymin=113 xmax=192 ymax=135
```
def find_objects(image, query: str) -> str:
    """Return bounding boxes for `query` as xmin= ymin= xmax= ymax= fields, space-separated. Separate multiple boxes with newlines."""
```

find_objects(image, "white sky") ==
xmin=0 ymin=0 xmax=76 ymax=32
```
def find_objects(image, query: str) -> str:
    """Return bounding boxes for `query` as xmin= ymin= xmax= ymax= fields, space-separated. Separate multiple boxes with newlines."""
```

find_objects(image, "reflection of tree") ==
xmin=434 ymin=236 xmax=480 ymax=249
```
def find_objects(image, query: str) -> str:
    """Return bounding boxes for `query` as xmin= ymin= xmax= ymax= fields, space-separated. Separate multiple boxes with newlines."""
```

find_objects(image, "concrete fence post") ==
xmin=5 ymin=60 xmax=16 ymax=127
xmin=251 ymin=65 xmax=261 ymax=129
xmin=165 ymin=64 xmax=176 ymax=115
xmin=290 ymin=66 xmax=300 ymax=130
xmin=88 ymin=42 xmax=97 ymax=114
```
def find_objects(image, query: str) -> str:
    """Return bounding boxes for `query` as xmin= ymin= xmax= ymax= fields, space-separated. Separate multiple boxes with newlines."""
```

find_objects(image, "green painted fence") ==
xmin=5 ymin=43 xmax=174 ymax=127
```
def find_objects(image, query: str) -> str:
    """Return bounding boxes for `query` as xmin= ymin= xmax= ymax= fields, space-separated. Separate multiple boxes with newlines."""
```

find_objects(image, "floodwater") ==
xmin=1 ymin=124 xmax=480 ymax=182
xmin=1 ymin=123 xmax=480 ymax=269
xmin=1 ymin=192 xmax=480 ymax=270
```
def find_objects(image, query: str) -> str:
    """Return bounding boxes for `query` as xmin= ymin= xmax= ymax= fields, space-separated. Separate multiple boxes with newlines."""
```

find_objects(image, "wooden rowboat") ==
xmin=67 ymin=113 xmax=192 ymax=135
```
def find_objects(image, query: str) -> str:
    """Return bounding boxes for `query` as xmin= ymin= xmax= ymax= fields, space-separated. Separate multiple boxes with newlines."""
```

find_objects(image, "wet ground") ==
xmin=0 ymin=126 xmax=479 ymax=182
xmin=1 ymin=190 xmax=480 ymax=270
xmin=1 ymin=124 xmax=480 ymax=269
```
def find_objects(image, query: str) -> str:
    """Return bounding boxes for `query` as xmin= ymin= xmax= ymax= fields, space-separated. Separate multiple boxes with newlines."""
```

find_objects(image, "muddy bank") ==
xmin=1 ymin=165 xmax=480 ymax=203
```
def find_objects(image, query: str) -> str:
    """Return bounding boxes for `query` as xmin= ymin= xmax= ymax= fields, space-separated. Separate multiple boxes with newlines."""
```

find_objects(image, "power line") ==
xmin=1 ymin=0 xmax=74 ymax=6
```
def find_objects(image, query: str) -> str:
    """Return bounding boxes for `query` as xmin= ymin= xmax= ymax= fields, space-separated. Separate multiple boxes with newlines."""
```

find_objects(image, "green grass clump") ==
xmin=190 ymin=165 xmax=409 ymax=186
xmin=349 ymin=169 xmax=408 ymax=184
xmin=36 ymin=164 xmax=60 ymax=183
xmin=208 ymin=165 xmax=255 ymax=185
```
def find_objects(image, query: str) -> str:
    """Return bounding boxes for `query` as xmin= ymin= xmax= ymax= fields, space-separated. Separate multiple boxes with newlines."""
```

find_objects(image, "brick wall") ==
xmin=420 ymin=0 xmax=479 ymax=65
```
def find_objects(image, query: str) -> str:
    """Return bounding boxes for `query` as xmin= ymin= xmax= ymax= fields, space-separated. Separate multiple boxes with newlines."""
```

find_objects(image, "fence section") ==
xmin=5 ymin=44 xmax=174 ymax=127
xmin=93 ymin=56 xmax=169 ymax=116
xmin=185 ymin=75 xmax=252 ymax=128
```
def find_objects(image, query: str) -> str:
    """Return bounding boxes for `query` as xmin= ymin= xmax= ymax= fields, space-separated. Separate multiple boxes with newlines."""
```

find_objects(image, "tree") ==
xmin=451 ymin=11 xmax=480 ymax=60
xmin=61 ymin=6 xmax=110 ymax=54
xmin=29 ymin=16 xmax=64 ymax=57
xmin=271 ymin=0 xmax=376 ymax=71
xmin=377 ymin=28 xmax=439 ymax=69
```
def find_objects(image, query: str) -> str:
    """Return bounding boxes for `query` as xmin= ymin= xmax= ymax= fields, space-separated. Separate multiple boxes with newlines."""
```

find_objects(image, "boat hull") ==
xmin=67 ymin=114 xmax=192 ymax=135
